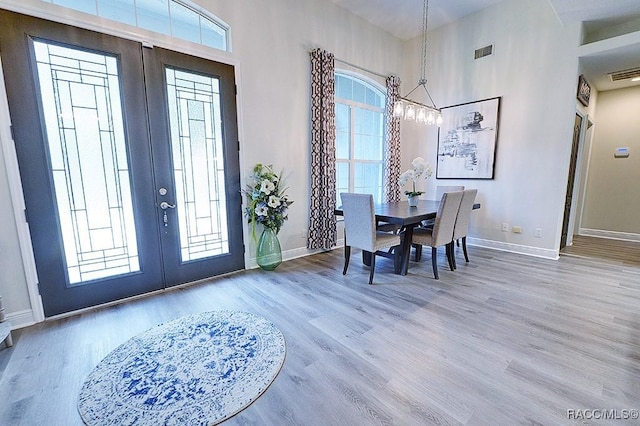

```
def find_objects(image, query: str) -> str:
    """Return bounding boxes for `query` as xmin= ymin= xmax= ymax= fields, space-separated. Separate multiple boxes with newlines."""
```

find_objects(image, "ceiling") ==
xmin=327 ymin=0 xmax=640 ymax=91
xmin=326 ymin=0 xmax=503 ymax=40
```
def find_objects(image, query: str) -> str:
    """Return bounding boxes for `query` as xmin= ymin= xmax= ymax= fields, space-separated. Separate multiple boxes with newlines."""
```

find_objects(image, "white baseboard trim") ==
xmin=467 ymin=238 xmax=559 ymax=260
xmin=578 ymin=228 xmax=640 ymax=243
xmin=4 ymin=309 xmax=36 ymax=330
xmin=245 ymin=243 xmax=340 ymax=269
xmin=282 ymin=237 xmax=559 ymax=262
xmin=286 ymin=237 xmax=559 ymax=261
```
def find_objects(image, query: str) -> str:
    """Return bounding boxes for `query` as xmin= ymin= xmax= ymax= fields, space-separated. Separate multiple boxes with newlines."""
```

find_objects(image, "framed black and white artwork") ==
xmin=577 ymin=74 xmax=591 ymax=107
xmin=436 ymin=97 xmax=501 ymax=179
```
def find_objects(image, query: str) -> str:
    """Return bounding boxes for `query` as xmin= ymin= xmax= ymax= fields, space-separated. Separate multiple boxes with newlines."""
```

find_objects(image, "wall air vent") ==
xmin=474 ymin=44 xmax=493 ymax=60
xmin=607 ymin=67 xmax=640 ymax=82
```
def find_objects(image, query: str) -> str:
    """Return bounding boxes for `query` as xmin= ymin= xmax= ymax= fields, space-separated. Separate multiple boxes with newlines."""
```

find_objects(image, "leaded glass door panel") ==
xmin=142 ymin=47 xmax=243 ymax=286
xmin=32 ymin=40 xmax=142 ymax=284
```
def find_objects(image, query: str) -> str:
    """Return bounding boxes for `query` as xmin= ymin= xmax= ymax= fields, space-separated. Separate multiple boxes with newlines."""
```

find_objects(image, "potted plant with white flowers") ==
xmin=243 ymin=164 xmax=293 ymax=270
xmin=398 ymin=157 xmax=433 ymax=207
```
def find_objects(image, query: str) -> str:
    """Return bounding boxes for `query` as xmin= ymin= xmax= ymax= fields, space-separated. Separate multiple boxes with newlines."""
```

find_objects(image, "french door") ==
xmin=0 ymin=10 xmax=244 ymax=316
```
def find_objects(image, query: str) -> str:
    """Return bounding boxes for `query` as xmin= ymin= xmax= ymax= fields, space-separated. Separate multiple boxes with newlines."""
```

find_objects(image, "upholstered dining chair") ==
xmin=340 ymin=193 xmax=402 ymax=285
xmin=451 ymin=189 xmax=478 ymax=269
xmin=421 ymin=185 xmax=465 ymax=228
xmin=411 ymin=191 xmax=464 ymax=279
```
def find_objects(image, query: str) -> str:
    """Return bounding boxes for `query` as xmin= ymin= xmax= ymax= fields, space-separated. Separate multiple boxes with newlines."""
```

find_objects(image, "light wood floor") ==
xmin=561 ymin=235 xmax=640 ymax=266
xmin=1 ymin=240 xmax=640 ymax=425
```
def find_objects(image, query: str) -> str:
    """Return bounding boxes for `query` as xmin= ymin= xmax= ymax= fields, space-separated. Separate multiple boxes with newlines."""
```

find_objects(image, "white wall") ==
xmin=198 ymin=0 xmax=404 ymax=256
xmin=581 ymin=85 xmax=640 ymax=236
xmin=400 ymin=0 xmax=582 ymax=258
xmin=0 ymin=100 xmax=31 ymax=317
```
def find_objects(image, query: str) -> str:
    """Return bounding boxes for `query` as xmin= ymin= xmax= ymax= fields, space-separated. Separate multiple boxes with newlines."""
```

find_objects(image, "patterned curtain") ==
xmin=307 ymin=48 xmax=337 ymax=250
xmin=384 ymin=75 xmax=402 ymax=202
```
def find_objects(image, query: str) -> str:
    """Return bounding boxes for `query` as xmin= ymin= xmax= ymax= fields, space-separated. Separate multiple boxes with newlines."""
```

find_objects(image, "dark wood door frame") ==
xmin=560 ymin=112 xmax=585 ymax=250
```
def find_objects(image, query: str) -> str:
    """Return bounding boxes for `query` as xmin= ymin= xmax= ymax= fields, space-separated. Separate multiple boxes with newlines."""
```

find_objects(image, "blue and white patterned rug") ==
xmin=78 ymin=311 xmax=286 ymax=425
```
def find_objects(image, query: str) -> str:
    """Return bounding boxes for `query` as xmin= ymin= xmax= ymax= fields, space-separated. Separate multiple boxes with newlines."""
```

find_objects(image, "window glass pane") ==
xmin=353 ymin=108 xmax=383 ymax=161
xmin=33 ymin=40 xmax=140 ymax=284
xmin=98 ymin=0 xmax=136 ymax=26
xmin=166 ymin=67 xmax=230 ymax=262
xmin=136 ymin=0 xmax=170 ymax=34
xmin=352 ymin=133 xmax=363 ymax=159
xmin=335 ymin=103 xmax=350 ymax=160
xmin=335 ymin=75 xmax=352 ymax=100
xmin=366 ymin=87 xmax=383 ymax=108
xmin=201 ymin=16 xmax=226 ymax=50
xmin=53 ymin=0 xmax=97 ymax=14
xmin=352 ymin=79 xmax=366 ymax=104
xmin=354 ymin=163 xmax=383 ymax=204
xmin=170 ymin=1 xmax=201 ymax=44
xmin=336 ymin=132 xmax=350 ymax=161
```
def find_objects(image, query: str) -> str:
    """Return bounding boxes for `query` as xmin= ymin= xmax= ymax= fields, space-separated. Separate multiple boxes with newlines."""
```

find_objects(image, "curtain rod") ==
xmin=334 ymin=57 xmax=389 ymax=80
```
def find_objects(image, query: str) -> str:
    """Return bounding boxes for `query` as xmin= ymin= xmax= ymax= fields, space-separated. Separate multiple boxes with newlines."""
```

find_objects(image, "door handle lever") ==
xmin=159 ymin=201 xmax=176 ymax=210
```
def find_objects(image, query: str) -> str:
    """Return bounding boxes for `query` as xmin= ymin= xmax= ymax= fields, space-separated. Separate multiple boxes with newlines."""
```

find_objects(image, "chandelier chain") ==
xmin=419 ymin=0 xmax=429 ymax=84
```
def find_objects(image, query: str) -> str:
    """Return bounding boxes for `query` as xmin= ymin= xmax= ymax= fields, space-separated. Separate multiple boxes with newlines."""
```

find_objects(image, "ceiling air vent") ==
xmin=474 ymin=44 xmax=493 ymax=60
xmin=607 ymin=67 xmax=640 ymax=82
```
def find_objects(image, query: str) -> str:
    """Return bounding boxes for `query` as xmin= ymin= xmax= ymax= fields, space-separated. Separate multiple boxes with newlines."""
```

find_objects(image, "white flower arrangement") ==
xmin=242 ymin=164 xmax=293 ymax=239
xmin=398 ymin=157 xmax=433 ymax=197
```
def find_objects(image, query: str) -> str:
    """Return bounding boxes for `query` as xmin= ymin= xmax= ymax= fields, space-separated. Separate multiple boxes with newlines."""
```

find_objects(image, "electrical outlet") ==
xmin=512 ymin=226 xmax=522 ymax=234
xmin=502 ymin=223 xmax=509 ymax=232
xmin=534 ymin=228 xmax=543 ymax=238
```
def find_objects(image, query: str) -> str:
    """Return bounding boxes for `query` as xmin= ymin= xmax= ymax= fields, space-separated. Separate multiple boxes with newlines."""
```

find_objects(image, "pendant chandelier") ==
xmin=393 ymin=0 xmax=442 ymax=126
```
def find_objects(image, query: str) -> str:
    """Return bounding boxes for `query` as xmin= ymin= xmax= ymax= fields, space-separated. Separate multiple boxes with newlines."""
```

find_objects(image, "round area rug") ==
xmin=78 ymin=311 xmax=286 ymax=425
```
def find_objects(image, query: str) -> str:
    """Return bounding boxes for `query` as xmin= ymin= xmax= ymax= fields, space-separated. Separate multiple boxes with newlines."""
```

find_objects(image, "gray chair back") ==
xmin=453 ymin=189 xmax=478 ymax=240
xmin=431 ymin=191 xmax=464 ymax=247
xmin=340 ymin=193 xmax=376 ymax=252
xmin=435 ymin=185 xmax=464 ymax=201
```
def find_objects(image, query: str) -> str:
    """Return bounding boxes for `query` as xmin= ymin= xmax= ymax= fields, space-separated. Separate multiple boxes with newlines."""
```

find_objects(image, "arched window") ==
xmin=42 ymin=0 xmax=229 ymax=51
xmin=335 ymin=71 xmax=386 ymax=204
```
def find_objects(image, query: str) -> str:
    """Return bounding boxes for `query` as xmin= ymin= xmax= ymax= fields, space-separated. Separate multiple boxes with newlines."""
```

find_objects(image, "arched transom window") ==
xmin=42 ymin=0 xmax=229 ymax=51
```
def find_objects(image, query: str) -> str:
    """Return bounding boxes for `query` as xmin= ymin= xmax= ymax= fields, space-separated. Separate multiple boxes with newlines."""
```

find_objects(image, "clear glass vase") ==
xmin=256 ymin=227 xmax=282 ymax=271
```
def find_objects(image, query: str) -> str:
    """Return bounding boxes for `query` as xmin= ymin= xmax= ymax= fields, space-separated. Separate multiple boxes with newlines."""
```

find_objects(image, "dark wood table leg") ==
xmin=398 ymin=225 xmax=416 ymax=275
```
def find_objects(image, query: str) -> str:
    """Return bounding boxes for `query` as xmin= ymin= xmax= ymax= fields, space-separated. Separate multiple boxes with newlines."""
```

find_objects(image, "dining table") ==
xmin=334 ymin=199 xmax=480 ymax=276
